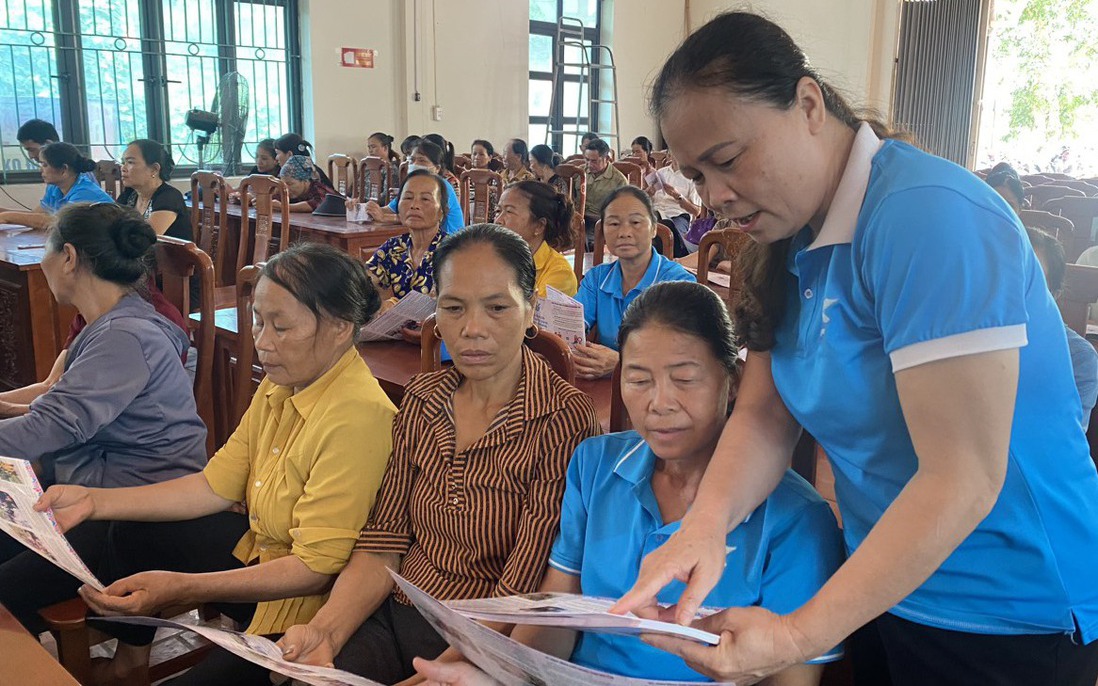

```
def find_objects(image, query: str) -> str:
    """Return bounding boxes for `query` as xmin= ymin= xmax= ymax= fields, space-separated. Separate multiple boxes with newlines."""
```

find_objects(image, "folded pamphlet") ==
xmin=392 ymin=571 xmax=737 ymax=686
xmin=358 ymin=291 xmax=436 ymax=342
xmin=534 ymin=286 xmax=586 ymax=349
xmin=102 ymin=616 xmax=382 ymax=686
xmin=0 ymin=456 xmax=104 ymax=590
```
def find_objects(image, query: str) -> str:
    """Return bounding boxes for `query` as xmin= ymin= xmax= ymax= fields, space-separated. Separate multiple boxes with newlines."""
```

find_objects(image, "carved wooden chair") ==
xmin=419 ymin=314 xmax=575 ymax=384
xmin=460 ymin=169 xmax=504 ymax=225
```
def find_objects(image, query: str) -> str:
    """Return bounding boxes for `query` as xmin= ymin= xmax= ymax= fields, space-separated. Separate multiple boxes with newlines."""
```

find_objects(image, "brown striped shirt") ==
xmin=356 ymin=346 xmax=601 ymax=605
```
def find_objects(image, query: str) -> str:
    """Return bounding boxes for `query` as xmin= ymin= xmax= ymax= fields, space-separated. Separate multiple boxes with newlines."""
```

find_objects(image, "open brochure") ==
xmin=534 ymin=286 xmax=586 ymax=349
xmin=447 ymin=592 xmax=720 ymax=646
xmin=644 ymin=170 xmax=666 ymax=193
xmin=102 ymin=617 xmax=382 ymax=686
xmin=392 ymin=571 xmax=737 ymax=686
xmin=358 ymin=291 xmax=436 ymax=342
xmin=0 ymin=456 xmax=104 ymax=590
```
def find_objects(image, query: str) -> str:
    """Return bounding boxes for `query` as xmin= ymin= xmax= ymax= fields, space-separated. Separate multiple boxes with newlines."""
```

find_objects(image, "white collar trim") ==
xmin=808 ymin=122 xmax=883 ymax=251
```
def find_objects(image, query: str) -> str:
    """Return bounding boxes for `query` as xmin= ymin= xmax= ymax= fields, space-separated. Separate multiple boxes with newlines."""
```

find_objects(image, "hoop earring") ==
xmin=525 ymin=324 xmax=539 ymax=340
xmin=433 ymin=325 xmax=444 ymax=340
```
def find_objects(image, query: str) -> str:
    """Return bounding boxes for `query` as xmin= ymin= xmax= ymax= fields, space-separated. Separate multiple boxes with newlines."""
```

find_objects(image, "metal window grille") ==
xmin=0 ymin=0 xmax=301 ymax=182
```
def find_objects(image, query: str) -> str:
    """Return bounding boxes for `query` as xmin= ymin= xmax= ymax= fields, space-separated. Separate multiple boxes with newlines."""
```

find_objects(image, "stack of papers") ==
xmin=0 ymin=456 xmax=104 ymax=590
xmin=358 ymin=291 xmax=436 ymax=342
xmin=534 ymin=286 xmax=586 ymax=349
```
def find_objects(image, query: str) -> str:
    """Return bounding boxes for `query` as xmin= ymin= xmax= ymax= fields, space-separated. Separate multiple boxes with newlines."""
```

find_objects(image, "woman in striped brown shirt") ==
xmin=278 ymin=223 xmax=601 ymax=682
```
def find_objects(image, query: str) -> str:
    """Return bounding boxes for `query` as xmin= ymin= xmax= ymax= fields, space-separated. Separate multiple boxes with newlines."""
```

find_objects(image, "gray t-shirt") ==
xmin=0 ymin=293 xmax=207 ymax=487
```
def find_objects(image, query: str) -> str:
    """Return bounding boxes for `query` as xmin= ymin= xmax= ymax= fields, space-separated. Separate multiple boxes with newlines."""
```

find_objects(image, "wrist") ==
xmin=309 ymin=614 xmax=347 ymax=654
xmin=785 ymin=601 xmax=835 ymax=661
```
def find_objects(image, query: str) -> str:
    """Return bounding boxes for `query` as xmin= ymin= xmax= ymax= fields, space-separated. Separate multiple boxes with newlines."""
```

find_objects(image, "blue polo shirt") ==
xmin=770 ymin=124 xmax=1098 ymax=641
xmin=387 ymin=180 xmax=465 ymax=234
xmin=40 ymin=174 xmax=112 ymax=213
xmin=575 ymin=247 xmax=695 ymax=349
xmin=548 ymin=432 xmax=845 ymax=681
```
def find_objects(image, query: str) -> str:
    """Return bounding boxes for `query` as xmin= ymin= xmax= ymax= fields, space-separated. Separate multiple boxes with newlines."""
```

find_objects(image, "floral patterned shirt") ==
xmin=365 ymin=229 xmax=446 ymax=298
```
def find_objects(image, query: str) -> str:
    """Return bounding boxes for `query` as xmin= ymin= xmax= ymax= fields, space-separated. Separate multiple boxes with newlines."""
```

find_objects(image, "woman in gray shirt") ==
xmin=0 ymin=202 xmax=206 ymax=636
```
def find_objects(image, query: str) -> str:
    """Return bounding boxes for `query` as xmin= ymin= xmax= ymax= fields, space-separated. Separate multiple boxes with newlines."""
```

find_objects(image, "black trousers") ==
xmin=333 ymin=595 xmax=449 ymax=683
xmin=850 ymin=612 xmax=1098 ymax=686
xmin=164 ymin=633 xmax=281 ymax=686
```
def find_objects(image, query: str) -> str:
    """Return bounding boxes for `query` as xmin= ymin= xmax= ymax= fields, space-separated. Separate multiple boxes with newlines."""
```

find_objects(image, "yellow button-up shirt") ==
xmin=203 ymin=346 xmax=396 ymax=635
xmin=533 ymin=241 xmax=578 ymax=298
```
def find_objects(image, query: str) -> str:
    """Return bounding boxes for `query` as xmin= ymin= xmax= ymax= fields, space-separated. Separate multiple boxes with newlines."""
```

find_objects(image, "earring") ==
xmin=525 ymin=324 xmax=539 ymax=340
xmin=433 ymin=325 xmax=444 ymax=340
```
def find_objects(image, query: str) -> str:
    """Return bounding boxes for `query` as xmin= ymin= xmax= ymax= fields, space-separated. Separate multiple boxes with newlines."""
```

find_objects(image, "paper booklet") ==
xmin=447 ymin=592 xmax=721 ymax=646
xmin=645 ymin=170 xmax=666 ymax=193
xmin=357 ymin=291 xmax=437 ymax=342
xmin=0 ymin=456 xmax=104 ymax=590
xmin=534 ymin=286 xmax=587 ymax=350
xmin=684 ymin=265 xmax=732 ymax=289
xmin=392 ymin=571 xmax=738 ymax=686
xmin=102 ymin=616 xmax=382 ymax=686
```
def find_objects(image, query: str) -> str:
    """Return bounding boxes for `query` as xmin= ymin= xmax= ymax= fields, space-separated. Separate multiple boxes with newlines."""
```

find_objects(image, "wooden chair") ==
xmin=1057 ymin=264 xmax=1098 ymax=338
xmin=1044 ymin=196 xmax=1098 ymax=261
xmin=1026 ymin=184 xmax=1084 ymax=210
xmin=592 ymin=219 xmax=674 ymax=265
xmin=398 ymin=159 xmax=409 ymax=187
xmin=1022 ymin=174 xmax=1056 ymax=186
xmin=1019 ymin=209 xmax=1075 ymax=244
xmin=612 ymin=160 xmax=643 ymax=186
xmin=1059 ymin=180 xmax=1098 ymax=197
xmin=651 ymin=151 xmax=670 ymax=168
xmin=94 ymin=160 xmax=122 ymax=199
xmin=358 ymin=155 xmax=397 ymax=202
xmin=564 ymin=153 xmax=585 ymax=164
xmin=696 ymin=228 xmax=751 ymax=304
xmin=1042 ymin=172 xmax=1075 ymax=181
xmin=419 ymin=313 xmax=575 ymax=384
xmin=326 ymin=154 xmax=356 ymax=197
xmin=453 ymin=154 xmax=472 ymax=174
xmin=38 ymin=243 xmax=218 ymax=686
xmin=189 ymin=171 xmax=235 ymax=310
xmin=555 ymin=164 xmax=587 ymax=279
xmin=232 ymin=264 xmax=265 ymax=429
xmin=460 ymin=169 xmax=504 ymax=224
xmin=236 ymin=175 xmax=291 ymax=276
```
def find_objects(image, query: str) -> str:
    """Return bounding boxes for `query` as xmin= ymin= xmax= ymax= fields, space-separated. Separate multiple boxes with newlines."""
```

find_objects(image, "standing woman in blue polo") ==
xmin=613 ymin=12 xmax=1098 ymax=686
xmin=573 ymin=186 xmax=694 ymax=379
xmin=0 ymin=142 xmax=111 ymax=229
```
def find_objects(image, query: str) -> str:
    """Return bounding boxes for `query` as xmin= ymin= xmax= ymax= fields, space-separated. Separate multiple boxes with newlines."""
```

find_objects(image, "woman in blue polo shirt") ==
xmin=413 ymin=282 xmax=843 ymax=684
xmin=0 ymin=142 xmax=111 ymax=229
xmin=573 ymin=186 xmax=695 ymax=379
xmin=613 ymin=12 xmax=1098 ymax=686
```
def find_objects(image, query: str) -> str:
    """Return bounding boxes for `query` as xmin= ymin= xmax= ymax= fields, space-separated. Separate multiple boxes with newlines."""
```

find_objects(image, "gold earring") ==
xmin=433 ymin=325 xmax=444 ymax=340
xmin=525 ymin=324 xmax=539 ymax=340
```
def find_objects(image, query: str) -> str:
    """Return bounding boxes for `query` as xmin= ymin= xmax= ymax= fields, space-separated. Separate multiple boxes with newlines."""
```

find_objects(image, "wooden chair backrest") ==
xmin=189 ymin=171 xmax=231 ymax=287
xmin=1019 ymin=209 xmax=1075 ymax=244
xmin=1057 ymin=263 xmax=1098 ymax=337
xmin=419 ymin=313 xmax=576 ymax=384
xmin=94 ymin=159 xmax=122 ymax=199
xmin=1022 ymin=174 xmax=1056 ymax=186
xmin=696 ymin=228 xmax=751 ymax=303
xmin=237 ymin=175 xmax=290 ymax=274
xmin=613 ymin=160 xmax=643 ymax=186
xmin=460 ymin=168 xmax=505 ymax=225
xmin=555 ymin=164 xmax=588 ymax=279
xmin=453 ymin=154 xmax=472 ymax=174
xmin=327 ymin=154 xmax=356 ymax=197
xmin=399 ymin=160 xmax=409 ymax=187
xmin=1058 ymin=180 xmax=1098 ymax=197
xmin=564 ymin=153 xmax=585 ymax=163
xmin=358 ymin=155 xmax=396 ymax=202
xmin=233 ymin=263 xmax=265 ymax=428
xmin=651 ymin=151 xmax=670 ymax=168
xmin=1046 ymin=196 xmax=1098 ymax=261
xmin=154 ymin=236 xmax=216 ymax=457
xmin=1026 ymin=184 xmax=1085 ymax=209
xmin=592 ymin=219 xmax=674 ymax=265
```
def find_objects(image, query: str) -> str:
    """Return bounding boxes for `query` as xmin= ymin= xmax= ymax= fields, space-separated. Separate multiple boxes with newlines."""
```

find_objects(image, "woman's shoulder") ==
xmin=151 ymin=182 xmax=186 ymax=209
xmin=74 ymin=297 xmax=188 ymax=362
xmin=759 ymin=470 xmax=839 ymax=534
xmin=654 ymin=253 xmax=697 ymax=282
xmin=311 ymin=354 xmax=398 ymax=422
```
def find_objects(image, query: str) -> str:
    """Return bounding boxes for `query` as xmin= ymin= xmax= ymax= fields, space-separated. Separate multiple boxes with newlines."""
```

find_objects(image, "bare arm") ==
xmin=0 ymin=210 xmax=50 ymax=229
xmin=146 ymin=210 xmax=178 ymax=236
xmin=0 ymin=349 xmax=68 ymax=412
xmin=788 ymin=349 xmax=1014 ymax=657
xmin=277 ymin=550 xmax=402 ymax=665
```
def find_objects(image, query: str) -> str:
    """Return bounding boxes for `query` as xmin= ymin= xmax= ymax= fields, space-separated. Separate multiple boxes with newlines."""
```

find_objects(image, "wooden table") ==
xmin=0 ymin=602 xmax=79 ymax=685
xmin=0 ymin=229 xmax=75 ymax=390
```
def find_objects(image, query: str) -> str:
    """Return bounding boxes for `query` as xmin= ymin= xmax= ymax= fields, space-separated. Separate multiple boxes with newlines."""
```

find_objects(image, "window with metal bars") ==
xmin=0 ymin=0 xmax=301 ymax=182
xmin=529 ymin=0 xmax=600 ymax=156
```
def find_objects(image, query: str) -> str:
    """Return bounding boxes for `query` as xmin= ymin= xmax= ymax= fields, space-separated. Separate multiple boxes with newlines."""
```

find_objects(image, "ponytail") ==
xmin=41 ymin=142 xmax=96 ymax=175
xmin=424 ymin=133 xmax=455 ymax=174
xmin=370 ymin=131 xmax=402 ymax=163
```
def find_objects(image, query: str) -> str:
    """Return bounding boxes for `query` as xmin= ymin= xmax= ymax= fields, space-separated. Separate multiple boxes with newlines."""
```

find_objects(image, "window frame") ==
xmin=0 ymin=0 xmax=302 ymax=183
xmin=529 ymin=0 xmax=601 ymax=155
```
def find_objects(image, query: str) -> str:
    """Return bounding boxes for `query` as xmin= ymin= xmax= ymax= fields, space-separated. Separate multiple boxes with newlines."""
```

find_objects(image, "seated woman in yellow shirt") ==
xmin=495 ymin=180 xmax=578 ymax=297
xmin=38 ymin=243 xmax=397 ymax=686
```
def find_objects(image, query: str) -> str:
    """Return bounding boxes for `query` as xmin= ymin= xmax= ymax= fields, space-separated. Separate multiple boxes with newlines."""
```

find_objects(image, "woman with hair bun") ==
xmin=273 ymin=133 xmax=334 ymax=187
xmin=496 ymin=180 xmax=578 ymax=296
xmin=0 ymin=202 xmax=207 ymax=649
xmin=368 ymin=132 xmax=401 ymax=164
xmin=0 ymin=142 xmax=111 ymax=229
xmin=529 ymin=144 xmax=567 ymax=196
xmin=39 ymin=242 xmax=398 ymax=685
